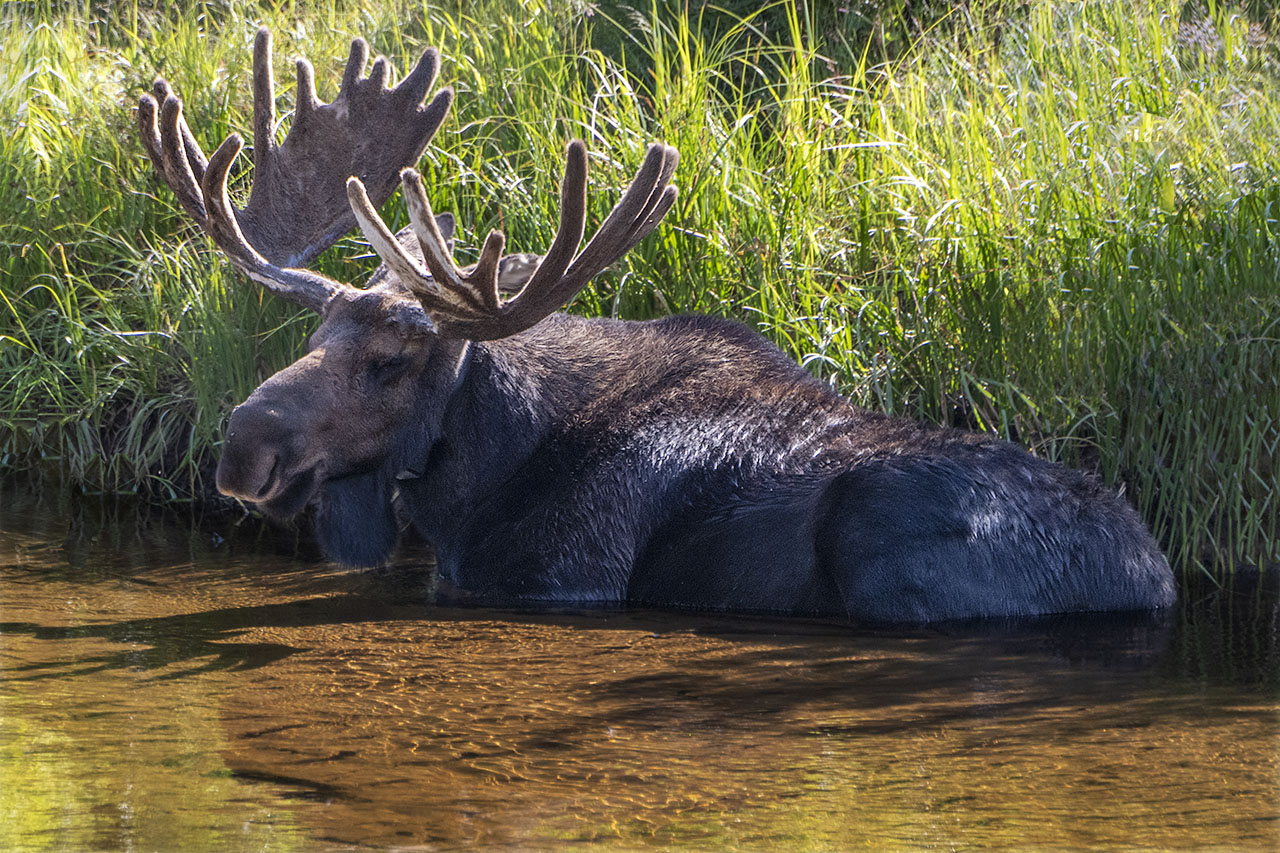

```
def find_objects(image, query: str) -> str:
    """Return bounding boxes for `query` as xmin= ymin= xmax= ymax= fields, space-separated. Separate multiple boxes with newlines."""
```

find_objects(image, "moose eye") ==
xmin=367 ymin=354 xmax=411 ymax=385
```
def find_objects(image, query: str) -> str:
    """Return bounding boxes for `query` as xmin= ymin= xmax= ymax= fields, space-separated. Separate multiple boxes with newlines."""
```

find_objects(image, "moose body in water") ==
xmin=139 ymin=30 xmax=1175 ymax=622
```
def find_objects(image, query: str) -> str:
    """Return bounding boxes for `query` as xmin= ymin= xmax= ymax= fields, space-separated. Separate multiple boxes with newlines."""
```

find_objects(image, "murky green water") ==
xmin=1 ymin=488 xmax=1277 ymax=851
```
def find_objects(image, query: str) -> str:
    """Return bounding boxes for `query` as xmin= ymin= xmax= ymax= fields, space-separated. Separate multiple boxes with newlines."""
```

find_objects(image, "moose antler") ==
xmin=138 ymin=27 xmax=453 ymax=310
xmin=346 ymin=141 xmax=679 ymax=340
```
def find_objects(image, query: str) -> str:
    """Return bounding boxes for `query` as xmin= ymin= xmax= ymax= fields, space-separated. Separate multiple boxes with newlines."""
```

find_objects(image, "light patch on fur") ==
xmin=966 ymin=502 xmax=1009 ymax=540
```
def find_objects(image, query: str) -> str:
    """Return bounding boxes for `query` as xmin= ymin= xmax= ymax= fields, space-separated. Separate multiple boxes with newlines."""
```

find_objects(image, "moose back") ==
xmin=138 ymin=29 xmax=1175 ymax=622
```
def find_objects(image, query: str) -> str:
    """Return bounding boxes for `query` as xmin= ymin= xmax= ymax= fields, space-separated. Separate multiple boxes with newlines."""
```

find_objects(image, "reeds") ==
xmin=2 ymin=0 xmax=1276 ymax=575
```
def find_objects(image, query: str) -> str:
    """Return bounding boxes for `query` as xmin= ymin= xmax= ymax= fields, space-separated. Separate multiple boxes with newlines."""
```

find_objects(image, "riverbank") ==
xmin=3 ymin=0 xmax=1276 ymax=574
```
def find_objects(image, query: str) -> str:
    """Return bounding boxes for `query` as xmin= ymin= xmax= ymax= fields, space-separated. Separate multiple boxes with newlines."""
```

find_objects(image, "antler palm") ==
xmin=139 ymin=28 xmax=452 ymax=273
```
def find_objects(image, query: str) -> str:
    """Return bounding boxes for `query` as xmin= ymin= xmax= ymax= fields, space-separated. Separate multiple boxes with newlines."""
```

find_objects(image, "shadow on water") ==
xmin=2 ymin=481 xmax=1278 ymax=849
xmin=3 ymin=483 xmax=1275 ymax=698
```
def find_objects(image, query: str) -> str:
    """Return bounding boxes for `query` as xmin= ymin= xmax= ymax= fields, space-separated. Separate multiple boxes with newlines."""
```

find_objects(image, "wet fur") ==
xmin=305 ymin=310 xmax=1179 ymax=622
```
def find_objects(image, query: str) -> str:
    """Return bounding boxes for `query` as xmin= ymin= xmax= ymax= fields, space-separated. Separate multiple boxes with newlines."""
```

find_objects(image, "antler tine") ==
xmin=398 ymin=45 xmax=445 ymax=109
xmin=295 ymin=58 xmax=320 ymax=119
xmin=342 ymin=37 xmax=371 ymax=92
xmin=530 ymin=142 xmax=678 ymax=310
xmin=507 ymin=140 xmax=590 ymax=306
xmin=469 ymin=231 xmax=507 ymax=311
xmin=251 ymin=28 xmax=277 ymax=173
xmin=141 ymin=79 xmax=208 ymax=188
xmin=569 ymin=144 xmax=677 ymax=274
xmin=139 ymin=91 xmax=209 ymax=227
xmin=399 ymin=169 xmax=466 ymax=291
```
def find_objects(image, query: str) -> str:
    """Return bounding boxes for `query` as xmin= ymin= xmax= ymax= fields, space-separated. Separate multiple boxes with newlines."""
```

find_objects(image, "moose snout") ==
xmin=215 ymin=442 xmax=279 ymax=501
xmin=215 ymin=403 xmax=293 ymax=501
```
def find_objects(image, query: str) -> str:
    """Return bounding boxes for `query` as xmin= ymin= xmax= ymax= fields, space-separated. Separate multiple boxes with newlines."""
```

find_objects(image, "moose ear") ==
xmin=434 ymin=212 xmax=455 ymax=253
xmin=495 ymin=252 xmax=541 ymax=293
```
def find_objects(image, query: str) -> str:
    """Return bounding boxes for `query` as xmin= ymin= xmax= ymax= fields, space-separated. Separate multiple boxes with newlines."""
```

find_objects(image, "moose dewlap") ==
xmin=139 ymin=28 xmax=1175 ymax=623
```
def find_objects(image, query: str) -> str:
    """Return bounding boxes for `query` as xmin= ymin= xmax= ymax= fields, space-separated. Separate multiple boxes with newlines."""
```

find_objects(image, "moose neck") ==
xmin=401 ymin=313 xmax=630 ymax=554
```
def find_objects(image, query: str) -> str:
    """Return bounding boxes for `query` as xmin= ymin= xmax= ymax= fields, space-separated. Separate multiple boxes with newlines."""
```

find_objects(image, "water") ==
xmin=2 ymin=488 xmax=1277 ymax=851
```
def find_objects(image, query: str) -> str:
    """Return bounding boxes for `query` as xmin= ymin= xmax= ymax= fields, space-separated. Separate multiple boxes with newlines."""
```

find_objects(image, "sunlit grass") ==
xmin=2 ymin=0 xmax=1276 ymax=575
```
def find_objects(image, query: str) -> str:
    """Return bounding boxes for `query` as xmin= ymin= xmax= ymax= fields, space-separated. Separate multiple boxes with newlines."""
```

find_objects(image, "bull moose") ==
xmin=138 ymin=29 xmax=1175 ymax=622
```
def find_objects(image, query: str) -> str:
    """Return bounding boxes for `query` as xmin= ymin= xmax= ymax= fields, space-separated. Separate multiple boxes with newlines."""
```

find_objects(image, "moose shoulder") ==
xmin=140 ymin=29 xmax=1175 ymax=622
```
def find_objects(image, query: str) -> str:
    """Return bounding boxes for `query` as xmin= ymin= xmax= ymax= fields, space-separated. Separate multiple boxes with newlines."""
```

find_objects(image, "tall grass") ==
xmin=2 ymin=0 xmax=1276 ymax=575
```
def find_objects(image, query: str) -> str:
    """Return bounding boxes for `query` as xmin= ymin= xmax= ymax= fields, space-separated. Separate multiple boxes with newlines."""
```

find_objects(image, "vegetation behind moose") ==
xmin=139 ymin=29 xmax=1175 ymax=623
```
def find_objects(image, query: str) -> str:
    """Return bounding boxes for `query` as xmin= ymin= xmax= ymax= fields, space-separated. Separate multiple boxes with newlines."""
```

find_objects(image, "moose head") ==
xmin=140 ymin=29 xmax=1174 ymax=621
xmin=140 ymin=29 xmax=676 ymax=564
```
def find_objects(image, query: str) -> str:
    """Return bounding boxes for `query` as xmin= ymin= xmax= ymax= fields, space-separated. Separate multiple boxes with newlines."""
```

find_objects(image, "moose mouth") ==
xmin=217 ymin=448 xmax=321 ymax=521
xmin=255 ymin=464 xmax=320 ymax=520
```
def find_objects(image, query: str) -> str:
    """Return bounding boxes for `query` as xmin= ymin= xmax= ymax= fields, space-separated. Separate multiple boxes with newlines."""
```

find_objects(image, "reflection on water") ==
xmin=1 ymin=487 xmax=1277 ymax=850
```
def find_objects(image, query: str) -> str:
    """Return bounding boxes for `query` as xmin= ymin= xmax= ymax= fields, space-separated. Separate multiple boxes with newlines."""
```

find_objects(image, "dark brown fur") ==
xmin=217 ymin=283 xmax=1176 ymax=622
xmin=143 ymin=29 xmax=1175 ymax=623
